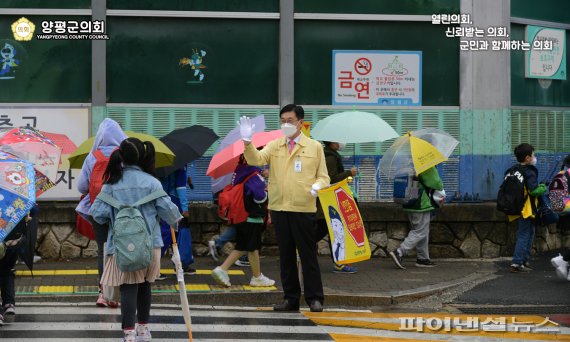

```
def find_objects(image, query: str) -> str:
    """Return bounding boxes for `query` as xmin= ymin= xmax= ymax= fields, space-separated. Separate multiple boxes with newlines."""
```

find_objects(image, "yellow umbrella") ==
xmin=378 ymin=128 xmax=458 ymax=179
xmin=68 ymin=131 xmax=175 ymax=169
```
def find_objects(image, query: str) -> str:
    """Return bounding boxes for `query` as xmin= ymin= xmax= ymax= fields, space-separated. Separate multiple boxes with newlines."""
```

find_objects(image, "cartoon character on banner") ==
xmin=0 ymin=42 xmax=20 ymax=79
xmin=179 ymin=49 xmax=207 ymax=82
xmin=328 ymin=206 xmax=346 ymax=263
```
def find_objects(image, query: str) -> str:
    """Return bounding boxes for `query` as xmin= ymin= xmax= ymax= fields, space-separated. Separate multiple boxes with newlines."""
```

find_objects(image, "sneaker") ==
xmin=235 ymin=255 xmax=250 ymax=267
xmin=523 ymin=261 xmax=533 ymax=271
xmin=3 ymin=304 xmax=15 ymax=322
xmin=250 ymin=273 xmax=275 ymax=287
xmin=96 ymin=293 xmax=109 ymax=307
xmin=33 ymin=255 xmax=42 ymax=263
xmin=155 ymin=273 xmax=167 ymax=281
xmin=135 ymin=323 xmax=152 ymax=342
xmin=123 ymin=329 xmax=136 ymax=342
xmin=389 ymin=249 xmax=406 ymax=270
xmin=333 ymin=264 xmax=358 ymax=273
xmin=510 ymin=263 xmax=531 ymax=273
xmin=208 ymin=240 xmax=220 ymax=262
xmin=551 ymin=255 xmax=568 ymax=280
xmin=183 ymin=266 xmax=197 ymax=275
xmin=107 ymin=300 xmax=119 ymax=308
xmin=415 ymin=259 xmax=437 ymax=267
xmin=212 ymin=266 xmax=231 ymax=287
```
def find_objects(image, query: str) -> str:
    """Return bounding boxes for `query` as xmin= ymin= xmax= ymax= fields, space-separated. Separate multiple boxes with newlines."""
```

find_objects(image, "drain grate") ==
xmin=455 ymin=305 xmax=570 ymax=315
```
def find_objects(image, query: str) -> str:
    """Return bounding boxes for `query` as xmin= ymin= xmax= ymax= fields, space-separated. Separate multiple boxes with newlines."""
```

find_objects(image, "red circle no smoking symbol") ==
xmin=354 ymin=58 xmax=372 ymax=75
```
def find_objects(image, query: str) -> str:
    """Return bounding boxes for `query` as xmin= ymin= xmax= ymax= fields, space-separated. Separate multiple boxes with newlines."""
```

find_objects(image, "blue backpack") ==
xmin=97 ymin=190 xmax=167 ymax=272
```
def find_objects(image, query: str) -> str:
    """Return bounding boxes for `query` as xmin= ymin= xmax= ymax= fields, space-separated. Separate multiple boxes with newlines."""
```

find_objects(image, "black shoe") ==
xmin=415 ymin=259 xmax=437 ymax=267
xmin=309 ymin=300 xmax=323 ymax=312
xmin=183 ymin=266 xmax=197 ymax=275
xmin=389 ymin=249 xmax=406 ymax=270
xmin=273 ymin=299 xmax=300 ymax=312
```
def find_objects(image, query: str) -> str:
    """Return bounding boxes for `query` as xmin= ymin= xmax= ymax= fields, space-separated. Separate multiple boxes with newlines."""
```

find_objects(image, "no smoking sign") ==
xmin=354 ymin=57 xmax=372 ymax=75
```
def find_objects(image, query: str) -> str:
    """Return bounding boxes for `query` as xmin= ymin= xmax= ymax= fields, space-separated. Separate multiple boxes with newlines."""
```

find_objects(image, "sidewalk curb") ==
xmin=16 ymin=263 xmax=498 ymax=307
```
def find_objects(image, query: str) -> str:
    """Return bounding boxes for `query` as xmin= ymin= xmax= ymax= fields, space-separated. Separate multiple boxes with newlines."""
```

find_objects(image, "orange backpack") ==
xmin=89 ymin=150 xmax=110 ymax=204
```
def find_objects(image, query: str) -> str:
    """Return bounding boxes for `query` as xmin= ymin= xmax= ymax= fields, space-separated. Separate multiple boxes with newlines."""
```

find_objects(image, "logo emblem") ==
xmin=11 ymin=17 xmax=35 ymax=41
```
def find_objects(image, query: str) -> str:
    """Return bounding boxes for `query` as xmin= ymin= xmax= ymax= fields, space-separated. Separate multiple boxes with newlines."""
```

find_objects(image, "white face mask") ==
xmin=338 ymin=143 xmax=346 ymax=150
xmin=531 ymin=156 xmax=537 ymax=166
xmin=281 ymin=123 xmax=298 ymax=138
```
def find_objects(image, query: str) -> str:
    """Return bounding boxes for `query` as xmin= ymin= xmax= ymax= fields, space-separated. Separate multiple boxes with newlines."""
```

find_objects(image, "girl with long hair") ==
xmin=90 ymin=137 xmax=182 ymax=342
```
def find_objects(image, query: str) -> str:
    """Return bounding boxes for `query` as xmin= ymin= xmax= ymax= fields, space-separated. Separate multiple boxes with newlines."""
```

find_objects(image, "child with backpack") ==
xmin=211 ymin=154 xmax=275 ymax=288
xmin=501 ymin=143 xmax=546 ymax=273
xmin=89 ymin=138 xmax=182 ymax=342
xmin=76 ymin=118 xmax=126 ymax=308
xmin=550 ymin=155 xmax=570 ymax=280
xmin=389 ymin=166 xmax=444 ymax=269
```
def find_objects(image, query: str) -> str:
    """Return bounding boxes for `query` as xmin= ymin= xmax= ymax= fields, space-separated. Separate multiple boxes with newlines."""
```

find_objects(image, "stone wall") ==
xmin=35 ymin=202 xmax=570 ymax=259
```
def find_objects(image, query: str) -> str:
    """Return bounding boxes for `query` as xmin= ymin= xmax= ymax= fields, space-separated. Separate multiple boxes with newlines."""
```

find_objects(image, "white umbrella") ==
xmin=312 ymin=110 xmax=398 ymax=143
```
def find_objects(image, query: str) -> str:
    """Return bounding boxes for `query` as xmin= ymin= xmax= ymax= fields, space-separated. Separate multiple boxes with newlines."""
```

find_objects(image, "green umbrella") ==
xmin=68 ymin=131 xmax=175 ymax=169
xmin=312 ymin=110 xmax=398 ymax=144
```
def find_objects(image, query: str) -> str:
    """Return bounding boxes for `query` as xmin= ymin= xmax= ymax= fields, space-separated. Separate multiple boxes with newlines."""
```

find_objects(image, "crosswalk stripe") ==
xmin=0 ymin=302 xmax=333 ymax=341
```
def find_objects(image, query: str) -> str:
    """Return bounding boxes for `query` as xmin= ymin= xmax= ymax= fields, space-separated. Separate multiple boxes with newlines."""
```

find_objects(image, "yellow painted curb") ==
xmin=16 ymin=269 xmax=245 ymax=276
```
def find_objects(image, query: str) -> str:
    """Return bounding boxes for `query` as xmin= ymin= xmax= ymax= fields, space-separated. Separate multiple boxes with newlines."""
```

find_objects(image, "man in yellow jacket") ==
xmin=238 ymin=104 xmax=330 ymax=312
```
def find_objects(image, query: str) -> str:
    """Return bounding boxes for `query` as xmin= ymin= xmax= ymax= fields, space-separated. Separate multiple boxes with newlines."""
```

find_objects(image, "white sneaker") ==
xmin=250 ymin=273 xmax=275 ymax=287
xmin=551 ymin=255 xmax=568 ymax=280
xmin=136 ymin=323 xmax=152 ymax=342
xmin=208 ymin=240 xmax=219 ymax=262
xmin=3 ymin=304 xmax=15 ymax=322
xmin=123 ymin=329 xmax=136 ymax=342
xmin=212 ymin=266 xmax=231 ymax=287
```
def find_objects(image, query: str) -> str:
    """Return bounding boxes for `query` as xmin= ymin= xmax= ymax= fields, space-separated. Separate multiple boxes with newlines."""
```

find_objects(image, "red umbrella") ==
xmin=41 ymin=132 xmax=77 ymax=155
xmin=207 ymin=130 xmax=283 ymax=179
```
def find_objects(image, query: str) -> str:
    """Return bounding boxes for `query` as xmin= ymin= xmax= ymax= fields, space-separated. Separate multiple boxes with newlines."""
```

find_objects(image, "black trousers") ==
xmin=271 ymin=210 xmax=323 ymax=305
xmin=0 ymin=249 xmax=18 ymax=307
xmin=120 ymin=281 xmax=151 ymax=330
xmin=315 ymin=219 xmax=335 ymax=262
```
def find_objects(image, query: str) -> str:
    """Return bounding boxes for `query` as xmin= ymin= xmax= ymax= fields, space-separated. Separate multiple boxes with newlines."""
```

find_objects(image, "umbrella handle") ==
xmin=171 ymin=226 xmax=193 ymax=342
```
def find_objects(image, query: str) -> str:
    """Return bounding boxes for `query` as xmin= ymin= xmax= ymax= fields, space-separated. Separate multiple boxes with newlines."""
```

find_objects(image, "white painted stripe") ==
xmin=15 ymin=306 xmax=306 ymax=319
xmin=323 ymin=326 xmax=534 ymax=342
xmin=2 ymin=323 xmax=325 ymax=334
xmin=18 ymin=302 xmax=370 ymax=313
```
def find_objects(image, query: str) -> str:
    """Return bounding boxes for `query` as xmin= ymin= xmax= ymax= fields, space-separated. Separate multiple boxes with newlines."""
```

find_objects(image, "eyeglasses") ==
xmin=280 ymin=119 xmax=299 ymax=125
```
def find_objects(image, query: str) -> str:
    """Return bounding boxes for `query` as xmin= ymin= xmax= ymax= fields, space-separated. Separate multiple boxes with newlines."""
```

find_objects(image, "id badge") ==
xmin=294 ymin=159 xmax=302 ymax=172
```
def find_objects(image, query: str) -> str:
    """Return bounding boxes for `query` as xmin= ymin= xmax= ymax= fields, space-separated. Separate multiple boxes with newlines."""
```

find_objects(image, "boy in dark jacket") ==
xmin=509 ymin=143 xmax=546 ymax=273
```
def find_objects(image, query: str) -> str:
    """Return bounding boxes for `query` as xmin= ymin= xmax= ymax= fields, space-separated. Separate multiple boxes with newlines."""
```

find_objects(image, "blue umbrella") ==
xmin=0 ymin=151 xmax=36 ymax=242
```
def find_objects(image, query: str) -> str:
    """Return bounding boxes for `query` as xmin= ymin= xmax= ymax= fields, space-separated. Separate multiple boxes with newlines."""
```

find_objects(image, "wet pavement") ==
xmin=14 ymin=255 xmax=497 ymax=307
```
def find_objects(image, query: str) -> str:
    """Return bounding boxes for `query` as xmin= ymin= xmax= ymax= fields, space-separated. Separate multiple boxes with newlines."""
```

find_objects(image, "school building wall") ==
xmin=0 ymin=0 xmax=569 ymax=203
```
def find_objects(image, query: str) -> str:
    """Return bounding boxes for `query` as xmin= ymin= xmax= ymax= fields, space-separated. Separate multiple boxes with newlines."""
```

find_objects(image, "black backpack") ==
xmin=497 ymin=165 xmax=527 ymax=215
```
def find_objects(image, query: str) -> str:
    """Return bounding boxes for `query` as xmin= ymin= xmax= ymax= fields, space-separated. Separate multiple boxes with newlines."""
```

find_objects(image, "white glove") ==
xmin=310 ymin=183 xmax=321 ymax=198
xmin=237 ymin=116 xmax=255 ymax=142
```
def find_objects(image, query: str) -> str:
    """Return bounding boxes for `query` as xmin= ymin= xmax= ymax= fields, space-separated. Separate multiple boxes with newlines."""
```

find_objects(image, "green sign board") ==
xmin=525 ymin=25 xmax=566 ymax=80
